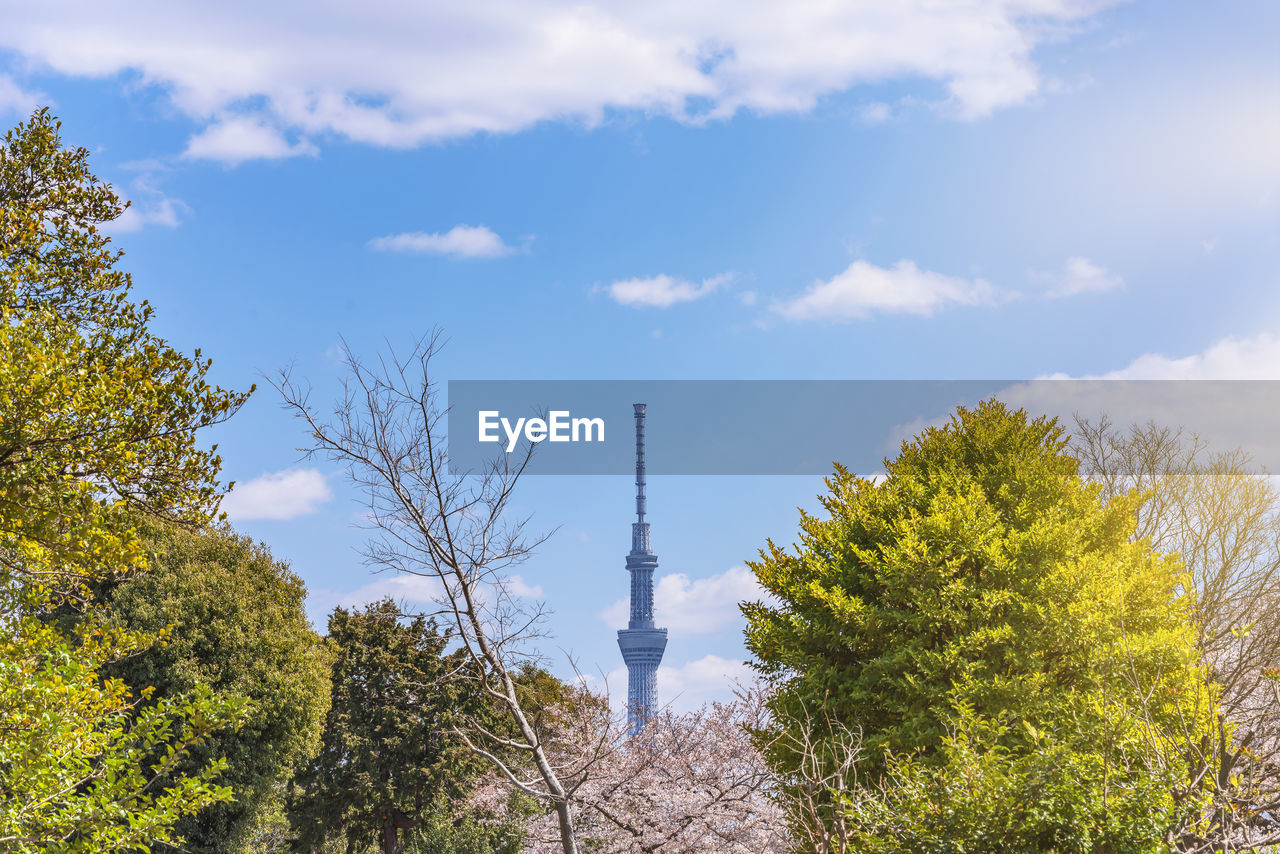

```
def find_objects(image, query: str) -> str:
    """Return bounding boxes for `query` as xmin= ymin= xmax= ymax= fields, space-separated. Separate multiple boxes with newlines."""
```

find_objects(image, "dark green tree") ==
xmin=745 ymin=401 xmax=1218 ymax=853
xmin=401 ymin=791 xmax=529 ymax=854
xmin=100 ymin=523 xmax=333 ymax=853
xmin=288 ymin=600 xmax=494 ymax=854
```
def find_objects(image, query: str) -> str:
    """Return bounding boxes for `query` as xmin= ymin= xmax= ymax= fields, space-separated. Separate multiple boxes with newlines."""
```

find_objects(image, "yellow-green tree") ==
xmin=745 ymin=401 xmax=1218 ymax=853
xmin=0 ymin=108 xmax=251 ymax=851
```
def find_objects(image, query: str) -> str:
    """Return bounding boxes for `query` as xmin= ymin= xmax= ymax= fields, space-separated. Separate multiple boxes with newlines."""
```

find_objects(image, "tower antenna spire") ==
xmin=635 ymin=403 xmax=646 ymax=525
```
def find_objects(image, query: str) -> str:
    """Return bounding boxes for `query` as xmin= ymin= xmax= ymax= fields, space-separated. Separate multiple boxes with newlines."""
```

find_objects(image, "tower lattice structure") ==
xmin=616 ymin=403 xmax=667 ymax=735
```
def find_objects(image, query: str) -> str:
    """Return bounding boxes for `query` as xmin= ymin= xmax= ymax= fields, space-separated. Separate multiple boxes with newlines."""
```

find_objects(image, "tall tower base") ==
xmin=618 ymin=628 xmax=668 ymax=733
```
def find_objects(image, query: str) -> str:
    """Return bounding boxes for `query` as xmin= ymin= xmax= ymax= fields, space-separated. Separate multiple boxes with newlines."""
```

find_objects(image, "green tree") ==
xmin=99 ymin=523 xmax=332 ymax=853
xmin=0 ymin=108 xmax=249 ymax=592
xmin=288 ymin=600 xmax=495 ymax=854
xmin=745 ymin=401 xmax=1217 ymax=853
xmin=0 ymin=604 xmax=245 ymax=851
xmin=0 ymin=108 xmax=251 ymax=850
xmin=401 ymin=791 xmax=529 ymax=854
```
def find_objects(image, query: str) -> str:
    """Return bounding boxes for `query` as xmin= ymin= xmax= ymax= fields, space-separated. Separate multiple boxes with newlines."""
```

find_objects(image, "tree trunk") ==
xmin=383 ymin=820 xmax=401 ymax=854
xmin=555 ymin=800 xmax=579 ymax=854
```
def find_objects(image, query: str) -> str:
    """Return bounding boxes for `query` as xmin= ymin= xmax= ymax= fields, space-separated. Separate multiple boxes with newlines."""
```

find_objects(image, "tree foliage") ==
xmin=0 ymin=108 xmax=251 ymax=850
xmin=100 ymin=523 xmax=332 ymax=853
xmin=1074 ymin=418 xmax=1280 ymax=850
xmin=288 ymin=599 xmax=497 ymax=854
xmin=0 ymin=108 xmax=249 ymax=592
xmin=401 ymin=791 xmax=529 ymax=854
xmin=0 ymin=608 xmax=244 ymax=851
xmin=745 ymin=401 xmax=1218 ymax=852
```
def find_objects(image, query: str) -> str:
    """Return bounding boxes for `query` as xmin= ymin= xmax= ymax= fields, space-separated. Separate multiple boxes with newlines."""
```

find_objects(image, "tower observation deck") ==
xmin=617 ymin=403 xmax=667 ymax=734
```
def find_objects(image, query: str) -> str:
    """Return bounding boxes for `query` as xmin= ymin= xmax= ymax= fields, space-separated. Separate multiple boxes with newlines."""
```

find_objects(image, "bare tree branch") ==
xmin=273 ymin=332 xmax=593 ymax=854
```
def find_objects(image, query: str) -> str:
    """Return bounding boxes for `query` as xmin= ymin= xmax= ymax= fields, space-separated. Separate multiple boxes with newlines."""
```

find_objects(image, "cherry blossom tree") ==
xmin=474 ymin=680 xmax=788 ymax=853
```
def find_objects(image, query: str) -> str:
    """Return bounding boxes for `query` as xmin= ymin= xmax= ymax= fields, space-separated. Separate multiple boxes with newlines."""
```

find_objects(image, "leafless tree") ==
xmin=766 ymin=702 xmax=865 ymax=854
xmin=1074 ymin=417 xmax=1280 ymax=851
xmin=276 ymin=332 xmax=603 ymax=854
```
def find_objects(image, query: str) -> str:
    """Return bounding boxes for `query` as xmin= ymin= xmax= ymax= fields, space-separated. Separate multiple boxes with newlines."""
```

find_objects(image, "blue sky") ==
xmin=3 ymin=0 xmax=1277 ymax=708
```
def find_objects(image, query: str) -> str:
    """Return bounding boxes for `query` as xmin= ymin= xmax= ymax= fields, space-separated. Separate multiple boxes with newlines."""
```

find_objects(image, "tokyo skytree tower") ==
xmin=616 ymin=403 xmax=667 ymax=734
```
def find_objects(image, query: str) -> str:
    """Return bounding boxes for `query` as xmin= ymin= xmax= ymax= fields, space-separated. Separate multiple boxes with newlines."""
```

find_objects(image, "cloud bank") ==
xmin=597 ymin=654 xmax=754 ymax=714
xmin=0 ymin=1 xmax=1116 ymax=161
xmin=1044 ymin=333 xmax=1280 ymax=380
xmin=0 ymin=74 xmax=41 ymax=117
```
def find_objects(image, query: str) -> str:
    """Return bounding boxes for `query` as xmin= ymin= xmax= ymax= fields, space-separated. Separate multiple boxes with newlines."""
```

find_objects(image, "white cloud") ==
xmin=339 ymin=573 xmax=443 ymax=609
xmin=659 ymin=654 xmax=754 ymax=711
xmin=600 ymin=565 xmax=767 ymax=634
xmin=182 ymin=116 xmax=318 ymax=165
xmin=0 ymin=1 xmax=1115 ymax=160
xmin=337 ymin=571 xmax=541 ymax=612
xmin=858 ymin=101 xmax=892 ymax=124
xmin=368 ymin=225 xmax=516 ymax=259
xmin=110 ymin=169 xmax=189 ymax=233
xmin=1042 ymin=333 xmax=1280 ymax=380
xmin=605 ymin=272 xmax=732 ymax=308
xmin=0 ymin=74 xmax=41 ymax=116
xmin=1041 ymin=256 xmax=1123 ymax=299
xmin=987 ymin=334 xmax=1280 ymax=473
xmin=774 ymin=259 xmax=1001 ymax=321
xmin=506 ymin=574 xmax=545 ymax=599
xmin=113 ymin=196 xmax=186 ymax=232
xmin=600 ymin=654 xmax=753 ymax=714
xmin=221 ymin=468 xmax=333 ymax=521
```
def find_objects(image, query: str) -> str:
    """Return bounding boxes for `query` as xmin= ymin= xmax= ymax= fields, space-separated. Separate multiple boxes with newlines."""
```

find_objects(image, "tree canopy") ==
xmin=0 ymin=108 xmax=249 ymax=592
xmin=745 ymin=400 xmax=1218 ymax=852
xmin=100 ymin=523 xmax=332 ymax=853
xmin=0 ymin=108 xmax=251 ymax=850
xmin=289 ymin=599 xmax=500 ymax=854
